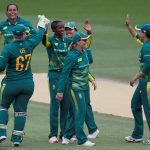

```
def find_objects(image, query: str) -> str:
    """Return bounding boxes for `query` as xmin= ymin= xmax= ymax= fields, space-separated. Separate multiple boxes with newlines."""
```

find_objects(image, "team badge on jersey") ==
xmin=78 ymin=58 xmax=82 ymax=62
xmin=20 ymin=48 xmax=26 ymax=54
xmin=3 ymin=26 xmax=8 ymax=30
xmin=54 ymin=43 xmax=58 ymax=46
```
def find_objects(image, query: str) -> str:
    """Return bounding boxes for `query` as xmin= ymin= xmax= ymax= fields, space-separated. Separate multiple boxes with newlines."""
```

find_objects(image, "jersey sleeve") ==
xmin=141 ymin=46 xmax=150 ymax=74
xmin=88 ymin=72 xmax=95 ymax=82
xmin=24 ymin=20 xmax=36 ymax=35
xmin=42 ymin=30 xmax=51 ymax=48
xmin=26 ymin=28 xmax=45 ymax=50
xmin=86 ymin=48 xmax=93 ymax=64
xmin=85 ymin=35 xmax=92 ymax=49
xmin=0 ymin=46 xmax=8 ymax=71
xmin=133 ymin=34 xmax=144 ymax=46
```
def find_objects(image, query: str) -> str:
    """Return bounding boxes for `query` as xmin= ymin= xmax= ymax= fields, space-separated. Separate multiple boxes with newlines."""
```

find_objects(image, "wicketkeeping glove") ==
xmin=37 ymin=15 xmax=50 ymax=30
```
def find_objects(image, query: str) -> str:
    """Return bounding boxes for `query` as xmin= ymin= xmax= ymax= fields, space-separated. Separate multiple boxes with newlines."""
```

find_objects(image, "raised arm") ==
xmin=42 ymin=28 xmax=51 ymax=48
xmin=125 ymin=14 xmax=143 ymax=46
xmin=26 ymin=15 xmax=50 ymax=49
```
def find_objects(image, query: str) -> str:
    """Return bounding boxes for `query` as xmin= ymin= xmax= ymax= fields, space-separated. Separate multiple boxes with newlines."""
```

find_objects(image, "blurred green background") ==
xmin=1 ymin=0 xmax=150 ymax=81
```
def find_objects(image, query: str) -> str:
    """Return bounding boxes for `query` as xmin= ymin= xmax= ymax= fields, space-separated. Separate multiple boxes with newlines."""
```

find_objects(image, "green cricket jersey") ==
xmin=57 ymin=48 xmax=89 ymax=92
xmin=42 ymin=34 xmax=71 ymax=71
xmin=0 ymin=28 xmax=45 ymax=81
xmin=139 ymin=40 xmax=150 ymax=81
xmin=0 ymin=17 xmax=36 ymax=45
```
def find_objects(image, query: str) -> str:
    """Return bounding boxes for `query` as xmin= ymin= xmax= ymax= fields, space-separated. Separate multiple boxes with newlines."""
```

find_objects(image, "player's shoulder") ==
xmin=17 ymin=17 xmax=32 ymax=26
xmin=142 ymin=40 xmax=150 ymax=51
xmin=0 ymin=20 xmax=8 ymax=29
xmin=68 ymin=48 xmax=80 ymax=59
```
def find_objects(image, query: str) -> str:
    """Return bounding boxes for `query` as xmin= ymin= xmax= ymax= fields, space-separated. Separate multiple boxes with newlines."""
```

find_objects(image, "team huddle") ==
xmin=0 ymin=3 xmax=150 ymax=148
xmin=0 ymin=3 xmax=99 ymax=147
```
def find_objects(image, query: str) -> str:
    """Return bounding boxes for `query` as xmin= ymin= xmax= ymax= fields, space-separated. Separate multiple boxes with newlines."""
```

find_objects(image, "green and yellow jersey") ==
xmin=0 ymin=28 xmax=45 ymax=81
xmin=42 ymin=33 xmax=71 ymax=71
xmin=139 ymin=40 xmax=150 ymax=81
xmin=57 ymin=48 xmax=89 ymax=92
xmin=0 ymin=17 xmax=36 ymax=45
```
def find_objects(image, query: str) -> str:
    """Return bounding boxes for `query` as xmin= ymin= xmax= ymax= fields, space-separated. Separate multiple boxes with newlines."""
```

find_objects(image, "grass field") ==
xmin=0 ymin=101 xmax=149 ymax=150
xmin=1 ymin=0 xmax=150 ymax=81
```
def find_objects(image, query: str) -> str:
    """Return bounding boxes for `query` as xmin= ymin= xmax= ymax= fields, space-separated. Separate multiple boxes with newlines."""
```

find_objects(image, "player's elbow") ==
xmin=0 ymin=62 xmax=6 ymax=72
xmin=0 ymin=66 xmax=5 ymax=72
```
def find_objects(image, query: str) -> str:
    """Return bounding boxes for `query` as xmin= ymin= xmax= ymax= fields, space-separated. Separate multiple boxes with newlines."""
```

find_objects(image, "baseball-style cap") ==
xmin=72 ymin=32 xmax=91 ymax=43
xmin=135 ymin=24 xmax=150 ymax=35
xmin=65 ymin=22 xmax=77 ymax=30
xmin=12 ymin=25 xmax=26 ymax=35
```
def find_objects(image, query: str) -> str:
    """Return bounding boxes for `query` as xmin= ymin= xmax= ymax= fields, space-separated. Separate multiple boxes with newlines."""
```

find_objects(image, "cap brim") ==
xmin=135 ymin=25 xmax=142 ymax=30
xmin=80 ymin=34 xmax=91 ymax=40
xmin=65 ymin=26 xmax=74 ymax=29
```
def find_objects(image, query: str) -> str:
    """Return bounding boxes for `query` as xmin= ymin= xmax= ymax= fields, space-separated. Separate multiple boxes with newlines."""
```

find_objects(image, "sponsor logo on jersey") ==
xmin=4 ymin=33 xmax=13 ymax=36
xmin=54 ymin=48 xmax=67 ymax=52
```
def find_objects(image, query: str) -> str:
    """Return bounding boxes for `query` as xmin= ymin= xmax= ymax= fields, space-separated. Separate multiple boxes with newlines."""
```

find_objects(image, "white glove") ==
xmin=37 ymin=15 xmax=50 ymax=30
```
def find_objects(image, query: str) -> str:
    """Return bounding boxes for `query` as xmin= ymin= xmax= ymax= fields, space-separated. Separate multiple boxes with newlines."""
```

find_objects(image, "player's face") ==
xmin=139 ymin=30 xmax=146 ymax=40
xmin=77 ymin=39 xmax=87 ymax=49
xmin=65 ymin=28 xmax=76 ymax=38
xmin=6 ymin=5 xmax=18 ymax=21
xmin=55 ymin=22 xmax=65 ymax=36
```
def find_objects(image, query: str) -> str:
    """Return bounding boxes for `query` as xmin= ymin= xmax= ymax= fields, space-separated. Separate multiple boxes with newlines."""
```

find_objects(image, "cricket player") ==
xmin=0 ymin=15 xmax=50 ymax=147
xmin=42 ymin=20 xmax=72 ymax=143
xmin=0 ymin=3 xmax=36 ymax=45
xmin=125 ymin=24 xmax=150 ymax=145
xmin=62 ymin=21 xmax=99 ymax=144
xmin=56 ymin=32 xmax=96 ymax=147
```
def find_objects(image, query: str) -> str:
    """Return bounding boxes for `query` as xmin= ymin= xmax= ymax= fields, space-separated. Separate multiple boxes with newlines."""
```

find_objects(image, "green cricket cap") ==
xmin=72 ymin=32 xmax=90 ymax=43
xmin=135 ymin=24 xmax=150 ymax=35
xmin=12 ymin=25 xmax=26 ymax=35
xmin=65 ymin=22 xmax=77 ymax=30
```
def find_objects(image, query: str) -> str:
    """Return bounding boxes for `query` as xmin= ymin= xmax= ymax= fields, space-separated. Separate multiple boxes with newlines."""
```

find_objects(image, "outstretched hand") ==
xmin=91 ymin=80 xmax=97 ymax=90
xmin=125 ymin=14 xmax=130 ymax=27
xmin=37 ymin=15 xmax=50 ymax=30
xmin=129 ymin=78 xmax=136 ymax=87
xmin=129 ymin=72 xmax=145 ymax=87
xmin=84 ymin=19 xmax=92 ymax=34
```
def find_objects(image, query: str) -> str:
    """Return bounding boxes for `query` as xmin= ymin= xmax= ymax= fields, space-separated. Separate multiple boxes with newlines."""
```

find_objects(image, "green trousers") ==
xmin=48 ymin=71 xmax=71 ymax=139
xmin=64 ymin=87 xmax=98 ymax=139
xmin=131 ymin=79 xmax=150 ymax=139
xmin=0 ymin=79 xmax=34 ymax=138
xmin=0 ymin=79 xmax=34 ymax=111
xmin=70 ymin=89 xmax=97 ymax=145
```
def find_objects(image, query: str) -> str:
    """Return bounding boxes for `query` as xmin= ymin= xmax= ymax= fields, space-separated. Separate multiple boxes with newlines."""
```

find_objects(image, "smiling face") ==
xmin=6 ymin=4 xmax=18 ymax=22
xmin=76 ymin=39 xmax=88 ymax=50
xmin=65 ymin=27 xmax=76 ymax=38
xmin=55 ymin=22 xmax=65 ymax=36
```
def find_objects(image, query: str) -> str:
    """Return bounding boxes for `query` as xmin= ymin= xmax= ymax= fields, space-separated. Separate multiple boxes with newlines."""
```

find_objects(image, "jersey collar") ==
xmin=6 ymin=17 xmax=20 ymax=25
